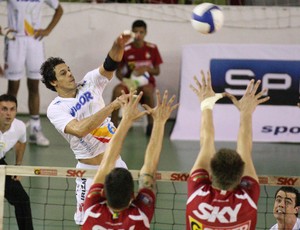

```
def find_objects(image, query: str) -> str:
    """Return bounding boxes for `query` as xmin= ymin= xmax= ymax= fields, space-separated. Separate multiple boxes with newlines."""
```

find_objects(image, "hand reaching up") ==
xmin=143 ymin=90 xmax=179 ymax=124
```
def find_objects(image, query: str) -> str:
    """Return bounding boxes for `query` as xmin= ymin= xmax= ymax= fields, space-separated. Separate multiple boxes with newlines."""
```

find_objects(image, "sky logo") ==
xmin=210 ymin=59 xmax=300 ymax=106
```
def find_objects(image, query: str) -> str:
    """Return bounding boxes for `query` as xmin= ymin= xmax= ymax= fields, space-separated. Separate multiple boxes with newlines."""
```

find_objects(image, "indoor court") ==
xmin=0 ymin=0 xmax=299 ymax=229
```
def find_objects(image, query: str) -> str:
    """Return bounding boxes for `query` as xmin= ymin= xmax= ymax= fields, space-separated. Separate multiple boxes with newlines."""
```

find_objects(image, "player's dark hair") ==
xmin=275 ymin=186 xmax=300 ymax=217
xmin=0 ymin=94 xmax=17 ymax=108
xmin=104 ymin=168 xmax=134 ymax=210
xmin=210 ymin=148 xmax=245 ymax=190
xmin=132 ymin=20 xmax=147 ymax=30
xmin=40 ymin=57 xmax=65 ymax=92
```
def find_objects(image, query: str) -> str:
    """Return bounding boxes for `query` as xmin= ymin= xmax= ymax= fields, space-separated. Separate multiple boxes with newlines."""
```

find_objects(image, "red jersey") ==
xmin=82 ymin=183 xmax=155 ymax=230
xmin=121 ymin=41 xmax=163 ymax=87
xmin=186 ymin=169 xmax=260 ymax=230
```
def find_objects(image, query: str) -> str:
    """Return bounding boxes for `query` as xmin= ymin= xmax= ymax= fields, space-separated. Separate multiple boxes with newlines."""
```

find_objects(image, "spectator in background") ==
xmin=110 ymin=19 xmax=163 ymax=136
xmin=0 ymin=94 xmax=33 ymax=230
xmin=270 ymin=186 xmax=300 ymax=230
xmin=3 ymin=0 xmax=63 ymax=147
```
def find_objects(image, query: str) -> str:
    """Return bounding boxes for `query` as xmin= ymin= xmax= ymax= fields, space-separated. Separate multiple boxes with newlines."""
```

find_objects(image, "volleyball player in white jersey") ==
xmin=2 ymin=0 xmax=63 ymax=147
xmin=40 ymin=31 xmax=133 ymax=226
xmin=0 ymin=94 xmax=33 ymax=230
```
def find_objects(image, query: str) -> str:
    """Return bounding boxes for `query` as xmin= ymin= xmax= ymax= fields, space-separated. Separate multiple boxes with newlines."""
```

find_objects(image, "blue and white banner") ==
xmin=170 ymin=44 xmax=300 ymax=143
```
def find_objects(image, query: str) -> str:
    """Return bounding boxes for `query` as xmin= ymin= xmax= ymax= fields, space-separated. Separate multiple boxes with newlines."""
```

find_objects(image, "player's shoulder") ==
xmin=145 ymin=42 xmax=158 ymax=49
xmin=296 ymin=217 xmax=300 ymax=227
xmin=240 ymin=176 xmax=260 ymax=189
xmin=124 ymin=42 xmax=134 ymax=51
xmin=48 ymin=97 xmax=63 ymax=109
xmin=12 ymin=118 xmax=26 ymax=130
xmin=47 ymin=96 xmax=71 ymax=117
xmin=189 ymin=168 xmax=209 ymax=180
xmin=269 ymin=223 xmax=277 ymax=230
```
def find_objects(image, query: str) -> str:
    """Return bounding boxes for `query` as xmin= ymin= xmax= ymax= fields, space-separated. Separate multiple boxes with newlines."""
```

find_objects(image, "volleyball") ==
xmin=191 ymin=3 xmax=224 ymax=34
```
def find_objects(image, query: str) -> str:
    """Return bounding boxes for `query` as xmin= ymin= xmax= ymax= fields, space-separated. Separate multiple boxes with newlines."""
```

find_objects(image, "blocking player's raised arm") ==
xmin=189 ymin=71 xmax=224 ymax=174
xmin=139 ymin=90 xmax=178 ymax=190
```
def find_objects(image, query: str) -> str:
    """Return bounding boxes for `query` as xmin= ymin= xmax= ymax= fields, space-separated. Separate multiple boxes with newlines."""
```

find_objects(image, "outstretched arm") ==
xmin=65 ymin=95 xmax=127 ymax=138
xmin=93 ymin=91 xmax=148 ymax=184
xmin=189 ymin=70 xmax=224 ymax=175
xmin=139 ymin=90 xmax=178 ymax=191
xmin=64 ymin=31 xmax=133 ymax=138
xmin=227 ymin=80 xmax=270 ymax=181
xmin=100 ymin=31 xmax=133 ymax=80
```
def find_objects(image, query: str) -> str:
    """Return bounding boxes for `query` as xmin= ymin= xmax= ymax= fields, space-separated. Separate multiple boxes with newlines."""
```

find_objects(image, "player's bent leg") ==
xmin=74 ymin=159 xmax=127 ymax=225
xmin=111 ymin=84 xmax=128 ymax=127
xmin=75 ymin=162 xmax=98 ymax=225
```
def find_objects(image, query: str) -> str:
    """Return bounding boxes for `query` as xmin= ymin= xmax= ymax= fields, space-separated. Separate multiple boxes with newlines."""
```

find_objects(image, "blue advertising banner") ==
xmin=171 ymin=44 xmax=300 ymax=143
xmin=210 ymin=59 xmax=299 ymax=106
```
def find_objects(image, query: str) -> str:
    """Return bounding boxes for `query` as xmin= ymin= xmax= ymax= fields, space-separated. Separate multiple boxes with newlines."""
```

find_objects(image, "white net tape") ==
xmin=1 ymin=165 xmax=300 ymax=229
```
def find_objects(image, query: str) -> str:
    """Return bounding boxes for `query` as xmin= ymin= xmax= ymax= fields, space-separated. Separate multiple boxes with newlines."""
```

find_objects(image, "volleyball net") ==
xmin=0 ymin=165 xmax=299 ymax=230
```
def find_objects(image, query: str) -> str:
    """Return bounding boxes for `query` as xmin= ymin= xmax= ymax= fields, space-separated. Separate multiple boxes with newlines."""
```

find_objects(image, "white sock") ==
xmin=30 ymin=115 xmax=41 ymax=134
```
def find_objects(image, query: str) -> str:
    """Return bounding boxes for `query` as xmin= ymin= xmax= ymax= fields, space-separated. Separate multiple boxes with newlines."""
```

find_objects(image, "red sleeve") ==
xmin=83 ymin=183 xmax=106 ymax=212
xmin=187 ymin=169 xmax=211 ymax=196
xmin=152 ymin=45 xmax=163 ymax=66
xmin=240 ymin=176 xmax=260 ymax=203
xmin=134 ymin=188 xmax=156 ymax=220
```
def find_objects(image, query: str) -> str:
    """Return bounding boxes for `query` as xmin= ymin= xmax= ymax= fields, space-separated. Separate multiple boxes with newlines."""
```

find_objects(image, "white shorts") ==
xmin=4 ymin=36 xmax=45 ymax=81
xmin=74 ymin=157 xmax=128 ymax=225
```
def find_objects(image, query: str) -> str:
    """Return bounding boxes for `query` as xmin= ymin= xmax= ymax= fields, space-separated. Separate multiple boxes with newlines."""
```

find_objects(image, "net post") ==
xmin=0 ymin=165 xmax=6 ymax=229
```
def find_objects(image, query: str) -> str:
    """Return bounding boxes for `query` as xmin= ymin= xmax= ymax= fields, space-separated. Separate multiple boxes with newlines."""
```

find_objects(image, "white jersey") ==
xmin=4 ymin=0 xmax=59 ymax=36
xmin=47 ymin=69 xmax=115 ymax=160
xmin=270 ymin=218 xmax=300 ymax=230
xmin=0 ymin=119 xmax=26 ymax=159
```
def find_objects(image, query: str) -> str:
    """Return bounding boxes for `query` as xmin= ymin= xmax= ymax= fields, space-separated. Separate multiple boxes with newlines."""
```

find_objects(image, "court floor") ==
xmin=2 ymin=115 xmax=300 ymax=229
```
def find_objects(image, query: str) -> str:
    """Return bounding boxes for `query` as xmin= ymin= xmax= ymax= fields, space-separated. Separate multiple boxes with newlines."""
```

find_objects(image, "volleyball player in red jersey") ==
xmin=186 ymin=70 xmax=270 ymax=230
xmin=111 ymin=20 xmax=163 ymax=136
xmin=82 ymin=89 xmax=178 ymax=230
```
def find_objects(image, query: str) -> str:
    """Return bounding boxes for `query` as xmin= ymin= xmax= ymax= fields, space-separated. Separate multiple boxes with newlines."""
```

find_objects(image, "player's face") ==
xmin=53 ymin=63 xmax=77 ymax=94
xmin=273 ymin=190 xmax=298 ymax=221
xmin=132 ymin=27 xmax=146 ymax=43
xmin=0 ymin=101 xmax=17 ymax=127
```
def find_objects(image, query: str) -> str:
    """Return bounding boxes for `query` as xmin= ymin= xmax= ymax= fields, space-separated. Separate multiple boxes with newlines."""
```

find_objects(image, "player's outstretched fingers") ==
xmin=161 ymin=90 xmax=169 ymax=105
xmin=245 ymin=79 xmax=255 ymax=95
xmin=251 ymin=80 xmax=261 ymax=95
xmin=155 ymin=89 xmax=162 ymax=106
xmin=206 ymin=70 xmax=212 ymax=89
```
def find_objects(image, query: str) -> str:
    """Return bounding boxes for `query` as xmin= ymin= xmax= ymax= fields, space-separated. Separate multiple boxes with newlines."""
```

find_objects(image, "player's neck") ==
xmin=212 ymin=182 xmax=236 ymax=192
xmin=57 ymin=88 xmax=77 ymax=98
xmin=277 ymin=217 xmax=296 ymax=230
xmin=133 ymin=40 xmax=144 ymax=48
xmin=0 ymin=122 xmax=12 ymax=133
